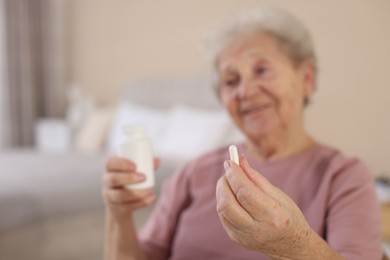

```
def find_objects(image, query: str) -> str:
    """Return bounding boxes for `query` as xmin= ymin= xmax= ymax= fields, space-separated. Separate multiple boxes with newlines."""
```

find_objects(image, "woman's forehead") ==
xmin=218 ymin=51 xmax=264 ymax=72
xmin=217 ymin=35 xmax=285 ymax=71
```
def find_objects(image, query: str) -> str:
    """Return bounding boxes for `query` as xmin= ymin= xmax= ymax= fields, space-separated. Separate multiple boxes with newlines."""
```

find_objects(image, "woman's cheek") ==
xmin=221 ymin=93 xmax=240 ymax=121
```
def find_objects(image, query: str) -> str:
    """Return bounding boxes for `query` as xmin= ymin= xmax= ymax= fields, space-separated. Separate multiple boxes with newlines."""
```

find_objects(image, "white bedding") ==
xmin=0 ymin=76 xmax=243 ymax=259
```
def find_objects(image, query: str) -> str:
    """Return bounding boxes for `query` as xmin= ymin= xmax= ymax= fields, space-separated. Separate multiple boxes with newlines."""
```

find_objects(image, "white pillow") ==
xmin=74 ymin=106 xmax=115 ymax=153
xmin=155 ymin=105 xmax=231 ymax=160
xmin=106 ymin=102 xmax=168 ymax=155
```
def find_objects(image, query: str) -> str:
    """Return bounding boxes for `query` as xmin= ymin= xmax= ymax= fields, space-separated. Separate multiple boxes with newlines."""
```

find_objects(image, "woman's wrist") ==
xmin=105 ymin=211 xmax=147 ymax=260
xmin=266 ymin=228 xmax=344 ymax=260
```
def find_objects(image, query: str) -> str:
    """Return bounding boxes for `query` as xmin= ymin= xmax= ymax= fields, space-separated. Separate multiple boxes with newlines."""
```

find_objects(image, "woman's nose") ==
xmin=237 ymin=79 xmax=257 ymax=98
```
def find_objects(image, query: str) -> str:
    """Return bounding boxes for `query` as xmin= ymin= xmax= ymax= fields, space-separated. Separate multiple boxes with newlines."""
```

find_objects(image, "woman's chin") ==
xmin=243 ymin=126 xmax=270 ymax=140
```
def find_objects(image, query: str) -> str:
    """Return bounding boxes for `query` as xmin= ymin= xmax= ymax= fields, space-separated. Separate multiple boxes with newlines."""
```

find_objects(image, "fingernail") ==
xmin=240 ymin=155 xmax=247 ymax=165
xmin=223 ymin=160 xmax=232 ymax=170
xmin=144 ymin=189 xmax=154 ymax=195
xmin=127 ymin=162 xmax=135 ymax=171
xmin=134 ymin=174 xmax=145 ymax=181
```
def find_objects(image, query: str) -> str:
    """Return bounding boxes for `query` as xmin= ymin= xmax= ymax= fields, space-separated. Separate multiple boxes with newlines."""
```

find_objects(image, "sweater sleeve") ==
xmin=326 ymin=158 xmax=383 ymax=259
xmin=138 ymin=162 xmax=194 ymax=260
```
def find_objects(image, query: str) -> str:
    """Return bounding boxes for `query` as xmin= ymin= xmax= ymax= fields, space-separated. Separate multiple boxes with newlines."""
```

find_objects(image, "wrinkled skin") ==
xmin=216 ymin=156 xmax=313 ymax=258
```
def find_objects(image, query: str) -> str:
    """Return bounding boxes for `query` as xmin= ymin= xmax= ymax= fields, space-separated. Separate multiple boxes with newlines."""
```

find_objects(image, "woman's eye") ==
xmin=256 ymin=66 xmax=267 ymax=75
xmin=224 ymin=78 xmax=238 ymax=87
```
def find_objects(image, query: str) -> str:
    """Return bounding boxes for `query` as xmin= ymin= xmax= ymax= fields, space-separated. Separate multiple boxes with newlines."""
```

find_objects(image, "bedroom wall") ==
xmin=67 ymin=0 xmax=390 ymax=177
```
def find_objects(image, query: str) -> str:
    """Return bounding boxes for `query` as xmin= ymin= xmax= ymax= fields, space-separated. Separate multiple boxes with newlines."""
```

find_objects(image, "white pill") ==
xmin=229 ymin=145 xmax=239 ymax=165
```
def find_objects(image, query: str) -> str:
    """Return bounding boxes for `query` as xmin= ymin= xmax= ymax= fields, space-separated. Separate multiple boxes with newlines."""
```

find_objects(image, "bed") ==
xmin=0 ymin=76 xmax=243 ymax=260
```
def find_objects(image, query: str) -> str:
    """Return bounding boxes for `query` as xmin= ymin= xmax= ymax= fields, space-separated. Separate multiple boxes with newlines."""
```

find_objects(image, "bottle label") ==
xmin=119 ymin=140 xmax=154 ymax=190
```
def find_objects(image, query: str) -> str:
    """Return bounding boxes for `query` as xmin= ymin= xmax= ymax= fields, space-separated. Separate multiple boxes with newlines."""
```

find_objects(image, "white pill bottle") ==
xmin=118 ymin=124 xmax=154 ymax=190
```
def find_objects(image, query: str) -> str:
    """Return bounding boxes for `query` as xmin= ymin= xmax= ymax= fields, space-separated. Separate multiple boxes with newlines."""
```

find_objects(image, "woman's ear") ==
xmin=300 ymin=61 xmax=315 ymax=98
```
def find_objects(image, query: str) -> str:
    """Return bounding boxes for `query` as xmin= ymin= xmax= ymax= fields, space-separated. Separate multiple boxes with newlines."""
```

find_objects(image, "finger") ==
xmin=105 ymin=156 xmax=136 ymax=172
xmin=216 ymin=176 xmax=253 ymax=228
xmin=129 ymin=194 xmax=156 ymax=211
xmin=103 ymin=173 xmax=146 ymax=188
xmin=154 ymin=158 xmax=160 ymax=170
xmin=225 ymin=159 xmax=274 ymax=219
xmin=107 ymin=193 xmax=156 ymax=211
xmin=239 ymin=156 xmax=300 ymax=225
xmin=239 ymin=156 xmax=278 ymax=198
xmin=104 ymin=188 xmax=154 ymax=204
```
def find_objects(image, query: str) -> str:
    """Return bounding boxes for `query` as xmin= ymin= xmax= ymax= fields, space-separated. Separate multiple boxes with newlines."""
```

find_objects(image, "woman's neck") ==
xmin=245 ymin=124 xmax=315 ymax=162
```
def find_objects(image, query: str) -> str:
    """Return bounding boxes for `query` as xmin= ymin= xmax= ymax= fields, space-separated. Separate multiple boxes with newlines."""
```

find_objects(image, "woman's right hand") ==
xmin=102 ymin=156 xmax=157 ymax=221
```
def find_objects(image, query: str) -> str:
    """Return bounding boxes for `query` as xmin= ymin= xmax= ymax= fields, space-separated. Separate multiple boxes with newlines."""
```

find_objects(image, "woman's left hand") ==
xmin=216 ymin=155 xmax=312 ymax=258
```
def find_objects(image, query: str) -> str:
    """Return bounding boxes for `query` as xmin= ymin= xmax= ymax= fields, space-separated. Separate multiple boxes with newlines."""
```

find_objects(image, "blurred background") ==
xmin=0 ymin=0 xmax=389 ymax=259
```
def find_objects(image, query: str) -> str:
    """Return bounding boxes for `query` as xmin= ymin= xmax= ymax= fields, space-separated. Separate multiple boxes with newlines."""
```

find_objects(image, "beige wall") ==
xmin=68 ymin=0 xmax=390 ymax=177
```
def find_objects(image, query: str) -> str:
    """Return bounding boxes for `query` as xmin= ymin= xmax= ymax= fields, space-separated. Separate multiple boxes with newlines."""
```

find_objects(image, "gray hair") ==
xmin=203 ymin=5 xmax=318 ymax=105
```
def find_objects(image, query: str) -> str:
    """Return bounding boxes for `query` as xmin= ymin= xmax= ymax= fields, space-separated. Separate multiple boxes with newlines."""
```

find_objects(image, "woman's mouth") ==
xmin=241 ymin=104 xmax=271 ymax=117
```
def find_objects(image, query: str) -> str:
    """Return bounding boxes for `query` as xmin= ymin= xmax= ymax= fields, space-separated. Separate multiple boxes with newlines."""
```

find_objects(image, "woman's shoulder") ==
xmin=311 ymin=143 xmax=372 ymax=181
xmin=313 ymin=143 xmax=365 ymax=166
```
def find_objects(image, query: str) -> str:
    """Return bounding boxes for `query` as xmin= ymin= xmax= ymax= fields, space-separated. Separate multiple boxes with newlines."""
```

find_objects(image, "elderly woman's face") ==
xmin=217 ymin=33 xmax=313 ymax=142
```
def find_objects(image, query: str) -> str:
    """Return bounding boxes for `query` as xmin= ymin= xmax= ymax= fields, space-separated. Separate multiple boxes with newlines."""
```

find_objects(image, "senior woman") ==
xmin=102 ymin=6 xmax=384 ymax=260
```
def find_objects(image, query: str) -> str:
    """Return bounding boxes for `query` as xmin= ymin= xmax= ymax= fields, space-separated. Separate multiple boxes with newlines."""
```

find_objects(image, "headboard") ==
xmin=123 ymin=76 xmax=222 ymax=110
xmin=109 ymin=75 xmax=244 ymax=161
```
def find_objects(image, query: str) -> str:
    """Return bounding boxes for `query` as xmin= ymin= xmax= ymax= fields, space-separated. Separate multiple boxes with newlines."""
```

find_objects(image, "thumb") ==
xmin=154 ymin=158 xmax=160 ymax=170
xmin=239 ymin=155 xmax=274 ymax=195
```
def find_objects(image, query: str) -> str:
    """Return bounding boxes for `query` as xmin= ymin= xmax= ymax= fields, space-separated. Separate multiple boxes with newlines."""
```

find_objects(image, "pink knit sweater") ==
xmin=140 ymin=143 xmax=382 ymax=259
